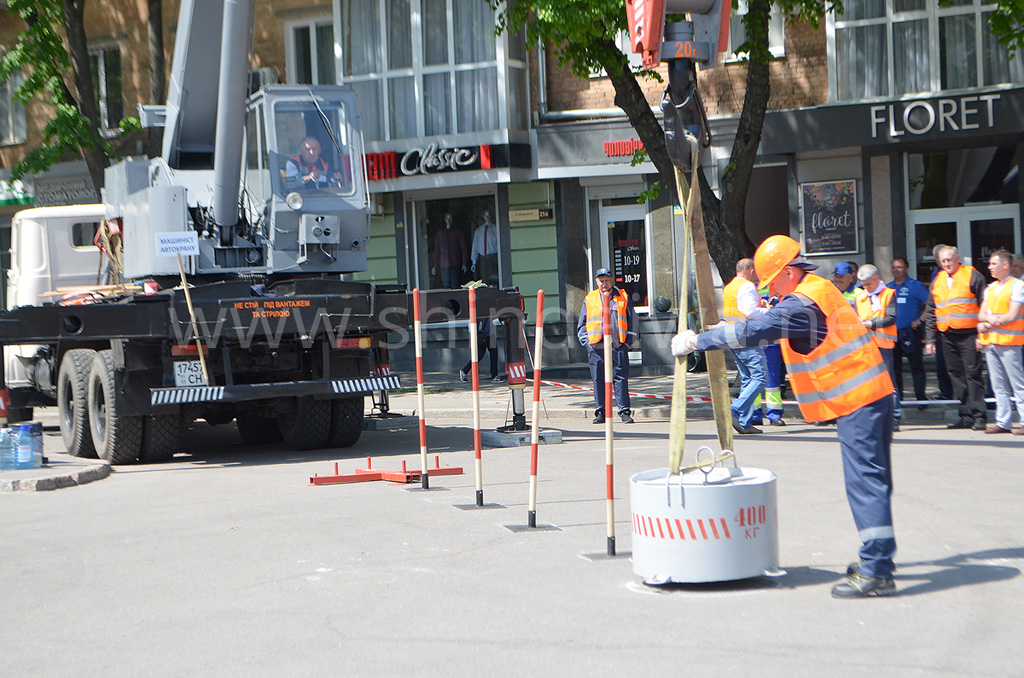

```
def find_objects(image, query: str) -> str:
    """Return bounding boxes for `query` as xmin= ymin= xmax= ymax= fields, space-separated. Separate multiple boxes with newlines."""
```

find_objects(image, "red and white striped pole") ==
xmin=468 ymin=287 xmax=484 ymax=507
xmin=413 ymin=288 xmax=429 ymax=489
xmin=527 ymin=290 xmax=545 ymax=528
xmin=603 ymin=289 xmax=616 ymax=556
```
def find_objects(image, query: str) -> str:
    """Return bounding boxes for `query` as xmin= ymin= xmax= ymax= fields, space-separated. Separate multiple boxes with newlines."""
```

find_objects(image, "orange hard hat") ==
xmin=754 ymin=235 xmax=802 ymax=286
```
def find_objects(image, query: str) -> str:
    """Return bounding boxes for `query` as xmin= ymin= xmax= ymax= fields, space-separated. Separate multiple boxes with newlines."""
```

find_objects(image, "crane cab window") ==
xmin=271 ymin=100 xmax=355 ymax=198
xmin=71 ymin=221 xmax=100 ymax=249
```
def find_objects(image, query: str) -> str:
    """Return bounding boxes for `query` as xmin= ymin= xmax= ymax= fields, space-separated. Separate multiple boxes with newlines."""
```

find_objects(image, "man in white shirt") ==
xmin=977 ymin=249 xmax=1024 ymax=434
xmin=721 ymin=258 xmax=768 ymax=434
xmin=856 ymin=264 xmax=901 ymax=430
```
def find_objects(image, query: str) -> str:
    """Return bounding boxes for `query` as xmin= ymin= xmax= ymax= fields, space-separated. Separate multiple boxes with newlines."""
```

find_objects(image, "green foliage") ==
xmin=630 ymin=147 xmax=648 ymax=167
xmin=985 ymin=0 xmax=1024 ymax=56
xmin=638 ymin=182 xmax=662 ymax=204
xmin=0 ymin=0 xmax=129 ymax=181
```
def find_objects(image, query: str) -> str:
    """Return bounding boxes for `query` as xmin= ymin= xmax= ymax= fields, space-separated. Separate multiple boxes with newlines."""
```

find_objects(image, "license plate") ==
xmin=174 ymin=360 xmax=207 ymax=387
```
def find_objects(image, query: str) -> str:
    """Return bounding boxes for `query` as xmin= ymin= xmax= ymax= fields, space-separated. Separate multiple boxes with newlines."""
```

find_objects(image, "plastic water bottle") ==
xmin=27 ymin=422 xmax=43 ymax=467
xmin=15 ymin=425 xmax=34 ymax=470
xmin=0 ymin=428 xmax=12 ymax=470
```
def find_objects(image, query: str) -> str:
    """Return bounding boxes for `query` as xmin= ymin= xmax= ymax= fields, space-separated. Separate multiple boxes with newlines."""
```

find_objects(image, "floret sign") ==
xmin=800 ymin=180 xmax=858 ymax=255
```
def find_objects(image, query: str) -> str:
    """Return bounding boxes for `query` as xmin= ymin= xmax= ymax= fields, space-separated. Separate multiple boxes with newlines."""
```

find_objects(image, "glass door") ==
xmin=907 ymin=205 xmax=1020 ymax=284
xmin=599 ymin=204 xmax=651 ymax=312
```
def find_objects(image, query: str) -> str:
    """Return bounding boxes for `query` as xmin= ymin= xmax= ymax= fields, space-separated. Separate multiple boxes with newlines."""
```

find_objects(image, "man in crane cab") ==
xmin=284 ymin=136 xmax=344 ymax=190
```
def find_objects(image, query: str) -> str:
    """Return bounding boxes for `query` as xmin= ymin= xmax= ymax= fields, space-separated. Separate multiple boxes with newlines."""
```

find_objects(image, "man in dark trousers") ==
xmin=924 ymin=246 xmax=987 ymax=430
xmin=887 ymin=257 xmax=929 ymax=403
xmin=672 ymin=235 xmax=897 ymax=598
xmin=577 ymin=268 xmax=638 ymax=424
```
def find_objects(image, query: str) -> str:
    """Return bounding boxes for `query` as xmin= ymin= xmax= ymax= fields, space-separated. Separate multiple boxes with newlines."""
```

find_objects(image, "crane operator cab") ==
xmin=243 ymin=85 xmax=369 ymax=273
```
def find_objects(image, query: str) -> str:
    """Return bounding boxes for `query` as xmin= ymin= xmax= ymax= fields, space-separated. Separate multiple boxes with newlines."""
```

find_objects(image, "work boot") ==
xmin=971 ymin=419 xmax=988 ymax=431
xmin=831 ymin=572 xmax=896 ymax=599
xmin=593 ymin=410 xmax=605 ymax=425
xmin=769 ymin=418 xmax=786 ymax=426
xmin=947 ymin=418 xmax=972 ymax=429
xmin=619 ymin=410 xmax=634 ymax=424
xmin=731 ymin=416 xmax=761 ymax=435
xmin=847 ymin=560 xmax=897 ymax=576
xmin=459 ymin=369 xmax=468 ymax=383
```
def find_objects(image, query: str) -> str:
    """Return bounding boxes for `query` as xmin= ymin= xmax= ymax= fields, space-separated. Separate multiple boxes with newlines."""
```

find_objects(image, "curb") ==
xmin=0 ymin=462 xmax=111 ymax=493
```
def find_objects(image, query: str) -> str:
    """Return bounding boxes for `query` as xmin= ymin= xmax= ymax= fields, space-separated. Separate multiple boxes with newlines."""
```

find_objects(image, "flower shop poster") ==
xmin=800 ymin=180 xmax=858 ymax=255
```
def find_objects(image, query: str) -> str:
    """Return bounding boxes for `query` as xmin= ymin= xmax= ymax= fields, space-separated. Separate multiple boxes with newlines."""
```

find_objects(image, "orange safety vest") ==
xmin=932 ymin=265 xmax=979 ymax=331
xmin=585 ymin=288 xmax=629 ymax=345
xmin=854 ymin=286 xmax=896 ymax=349
xmin=779 ymin=274 xmax=893 ymax=422
xmin=722 ymin=277 xmax=753 ymax=323
xmin=979 ymin=278 xmax=1024 ymax=346
xmin=291 ymin=155 xmax=328 ymax=176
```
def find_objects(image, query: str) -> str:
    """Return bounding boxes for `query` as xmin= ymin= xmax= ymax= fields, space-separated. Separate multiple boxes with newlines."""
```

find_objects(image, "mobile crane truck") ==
xmin=0 ymin=0 xmax=526 ymax=464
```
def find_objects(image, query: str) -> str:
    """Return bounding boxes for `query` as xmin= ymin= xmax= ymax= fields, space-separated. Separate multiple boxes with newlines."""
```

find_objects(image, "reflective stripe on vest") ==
xmin=722 ymin=277 xmax=747 ymax=324
xmin=854 ymin=287 xmax=896 ymax=349
xmin=585 ymin=288 xmax=629 ymax=345
xmin=979 ymin=278 xmax=1024 ymax=346
xmin=933 ymin=266 xmax=979 ymax=331
xmin=779 ymin=275 xmax=894 ymax=422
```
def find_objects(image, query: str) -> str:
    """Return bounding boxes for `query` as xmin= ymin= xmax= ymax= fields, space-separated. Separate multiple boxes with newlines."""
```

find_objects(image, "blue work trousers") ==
xmin=588 ymin=344 xmax=630 ymax=414
xmin=731 ymin=346 xmax=768 ymax=428
xmin=836 ymin=395 xmax=896 ymax=579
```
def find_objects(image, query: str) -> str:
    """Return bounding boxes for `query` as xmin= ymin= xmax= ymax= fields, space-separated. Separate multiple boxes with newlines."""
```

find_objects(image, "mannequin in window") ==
xmin=471 ymin=211 xmax=499 ymax=286
xmin=430 ymin=213 xmax=467 ymax=289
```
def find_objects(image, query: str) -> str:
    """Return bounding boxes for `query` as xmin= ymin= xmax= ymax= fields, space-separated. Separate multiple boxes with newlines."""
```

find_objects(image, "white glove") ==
xmin=671 ymin=330 xmax=699 ymax=357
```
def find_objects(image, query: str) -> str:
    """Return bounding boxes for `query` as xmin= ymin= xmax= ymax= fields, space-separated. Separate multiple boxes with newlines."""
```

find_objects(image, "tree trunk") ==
xmin=147 ymin=0 xmax=165 ymax=157
xmin=63 ymin=0 xmax=106 ymax=199
xmin=716 ymin=0 xmax=773 ymax=270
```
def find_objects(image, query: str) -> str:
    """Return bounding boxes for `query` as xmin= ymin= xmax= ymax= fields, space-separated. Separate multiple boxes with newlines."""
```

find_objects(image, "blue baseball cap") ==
xmin=833 ymin=262 xmax=854 ymax=276
xmin=595 ymin=268 xmax=612 ymax=278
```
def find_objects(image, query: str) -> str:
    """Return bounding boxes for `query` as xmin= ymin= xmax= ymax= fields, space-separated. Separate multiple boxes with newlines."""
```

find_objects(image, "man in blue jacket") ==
xmin=887 ymin=257 xmax=929 ymax=402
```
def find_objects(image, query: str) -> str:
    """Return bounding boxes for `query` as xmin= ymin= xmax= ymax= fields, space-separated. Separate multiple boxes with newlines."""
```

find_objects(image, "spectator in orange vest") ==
xmin=855 ymin=264 xmax=901 ymax=430
xmin=976 ymin=250 xmax=1024 ymax=434
xmin=721 ymin=258 xmax=768 ymax=434
xmin=577 ymin=268 xmax=638 ymax=424
xmin=924 ymin=246 xmax=987 ymax=430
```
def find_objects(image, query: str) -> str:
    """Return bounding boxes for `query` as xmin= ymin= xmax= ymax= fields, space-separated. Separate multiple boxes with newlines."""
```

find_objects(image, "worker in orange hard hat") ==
xmin=672 ymin=234 xmax=899 ymax=599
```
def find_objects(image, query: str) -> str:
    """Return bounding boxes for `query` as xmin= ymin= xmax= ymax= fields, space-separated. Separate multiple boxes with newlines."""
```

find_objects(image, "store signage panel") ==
xmin=800 ymin=180 xmax=858 ymax=255
xmin=509 ymin=208 xmax=553 ymax=222
xmin=364 ymin=143 xmax=529 ymax=182
xmin=761 ymin=87 xmax=1024 ymax=154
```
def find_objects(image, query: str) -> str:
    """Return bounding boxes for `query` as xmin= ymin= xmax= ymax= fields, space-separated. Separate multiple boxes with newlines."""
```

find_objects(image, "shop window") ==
xmin=340 ymin=0 xmax=526 ymax=141
xmin=907 ymin=145 xmax=1018 ymax=209
xmin=287 ymin=18 xmax=336 ymax=85
xmin=0 ymin=71 xmax=26 ymax=146
xmin=829 ymin=0 xmax=1024 ymax=100
xmin=415 ymin=195 xmax=498 ymax=290
xmin=89 ymin=47 xmax=123 ymax=133
xmin=725 ymin=0 xmax=786 ymax=61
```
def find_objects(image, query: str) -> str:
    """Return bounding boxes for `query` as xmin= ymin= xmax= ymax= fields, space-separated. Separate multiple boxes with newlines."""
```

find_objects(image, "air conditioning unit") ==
xmin=248 ymin=68 xmax=279 ymax=95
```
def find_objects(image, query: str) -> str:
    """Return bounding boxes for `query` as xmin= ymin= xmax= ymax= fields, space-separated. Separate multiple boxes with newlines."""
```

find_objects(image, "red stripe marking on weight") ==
xmin=665 ymin=519 xmax=674 ymax=539
xmin=720 ymin=518 xmax=731 ymax=539
xmin=708 ymin=519 xmax=720 ymax=539
xmin=646 ymin=517 xmax=656 ymax=537
xmin=675 ymin=519 xmax=686 ymax=540
xmin=697 ymin=520 xmax=708 ymax=540
xmin=686 ymin=520 xmax=697 ymax=540
xmin=656 ymin=519 xmax=665 ymax=539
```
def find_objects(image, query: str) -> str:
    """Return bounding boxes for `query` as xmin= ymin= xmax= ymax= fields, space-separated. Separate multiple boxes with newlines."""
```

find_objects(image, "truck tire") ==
xmin=327 ymin=397 xmax=364 ymax=448
xmin=278 ymin=396 xmax=330 ymax=451
xmin=236 ymin=412 xmax=282 ymax=445
xmin=88 ymin=350 xmax=143 ymax=465
xmin=138 ymin=415 xmax=179 ymax=463
xmin=57 ymin=348 xmax=97 ymax=458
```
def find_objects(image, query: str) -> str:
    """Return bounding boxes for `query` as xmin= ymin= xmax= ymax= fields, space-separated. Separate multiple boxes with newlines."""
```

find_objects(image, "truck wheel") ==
xmin=278 ymin=396 xmax=330 ymax=451
xmin=138 ymin=415 xmax=179 ymax=463
xmin=327 ymin=397 xmax=364 ymax=448
xmin=236 ymin=412 xmax=282 ymax=445
xmin=88 ymin=350 xmax=143 ymax=464
xmin=57 ymin=348 xmax=97 ymax=458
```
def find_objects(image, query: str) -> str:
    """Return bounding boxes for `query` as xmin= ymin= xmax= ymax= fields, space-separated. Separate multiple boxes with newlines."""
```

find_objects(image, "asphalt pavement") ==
xmin=1 ymin=370 xmax=1020 ymax=677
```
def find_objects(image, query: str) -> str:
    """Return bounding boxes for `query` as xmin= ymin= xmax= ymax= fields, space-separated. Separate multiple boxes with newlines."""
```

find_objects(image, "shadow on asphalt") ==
xmin=639 ymin=566 xmax=839 ymax=594
xmin=892 ymin=546 xmax=1023 ymax=596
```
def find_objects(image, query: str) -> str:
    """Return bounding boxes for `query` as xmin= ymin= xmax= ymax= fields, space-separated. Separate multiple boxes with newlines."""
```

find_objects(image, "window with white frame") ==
xmin=287 ymin=17 xmax=336 ymax=85
xmin=0 ymin=71 xmax=27 ymax=146
xmin=89 ymin=47 xmax=123 ymax=133
xmin=726 ymin=0 xmax=786 ymax=61
xmin=339 ymin=0 xmax=527 ymax=141
xmin=829 ymin=0 xmax=1024 ymax=101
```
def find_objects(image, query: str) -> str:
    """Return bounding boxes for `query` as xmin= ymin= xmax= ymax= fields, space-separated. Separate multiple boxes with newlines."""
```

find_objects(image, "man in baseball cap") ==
xmin=577 ymin=267 xmax=638 ymax=424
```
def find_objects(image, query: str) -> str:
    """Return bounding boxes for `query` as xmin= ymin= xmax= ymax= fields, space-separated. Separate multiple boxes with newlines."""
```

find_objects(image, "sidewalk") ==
xmin=0 ymin=409 xmax=110 ymax=492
